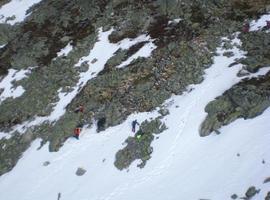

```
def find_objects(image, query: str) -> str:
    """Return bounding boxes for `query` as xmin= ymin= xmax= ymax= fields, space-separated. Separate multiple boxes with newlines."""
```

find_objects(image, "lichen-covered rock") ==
xmin=114 ymin=118 xmax=167 ymax=170
xmin=240 ymin=32 xmax=270 ymax=73
xmin=200 ymin=72 xmax=270 ymax=136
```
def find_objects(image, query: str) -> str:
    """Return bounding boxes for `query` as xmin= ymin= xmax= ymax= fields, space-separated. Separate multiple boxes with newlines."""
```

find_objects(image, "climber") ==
xmin=242 ymin=23 xmax=250 ymax=33
xmin=73 ymin=126 xmax=82 ymax=140
xmin=135 ymin=129 xmax=144 ymax=139
xmin=266 ymin=20 xmax=270 ymax=29
xmin=74 ymin=104 xmax=84 ymax=113
xmin=132 ymin=120 xmax=140 ymax=133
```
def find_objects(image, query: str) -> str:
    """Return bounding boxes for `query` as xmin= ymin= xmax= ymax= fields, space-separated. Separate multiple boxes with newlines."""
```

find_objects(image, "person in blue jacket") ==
xmin=132 ymin=120 xmax=140 ymax=133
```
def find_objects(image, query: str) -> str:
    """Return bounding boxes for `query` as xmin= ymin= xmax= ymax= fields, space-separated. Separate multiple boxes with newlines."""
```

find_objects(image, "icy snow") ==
xmin=56 ymin=42 xmax=73 ymax=57
xmin=0 ymin=68 xmax=32 ymax=103
xmin=0 ymin=0 xmax=42 ymax=25
xmin=250 ymin=13 xmax=270 ymax=31
xmin=0 ymin=32 xmax=269 ymax=200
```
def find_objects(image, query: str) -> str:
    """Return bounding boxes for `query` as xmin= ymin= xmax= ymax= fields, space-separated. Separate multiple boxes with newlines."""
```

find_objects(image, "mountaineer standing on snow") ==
xmin=132 ymin=120 xmax=140 ymax=133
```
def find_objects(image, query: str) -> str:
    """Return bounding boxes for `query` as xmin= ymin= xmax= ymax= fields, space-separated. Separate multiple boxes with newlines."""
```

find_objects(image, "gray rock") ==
xmin=91 ymin=58 xmax=98 ymax=64
xmin=200 ymin=72 xmax=270 ymax=137
xmin=264 ymin=177 xmax=270 ymax=184
xmin=237 ymin=69 xmax=250 ymax=77
xmin=223 ymin=51 xmax=234 ymax=58
xmin=231 ymin=194 xmax=238 ymax=199
xmin=265 ymin=192 xmax=270 ymax=200
xmin=76 ymin=167 xmax=86 ymax=176
xmin=43 ymin=161 xmax=50 ymax=166
xmin=158 ymin=108 xmax=170 ymax=116
xmin=245 ymin=186 xmax=260 ymax=198
xmin=114 ymin=118 xmax=167 ymax=170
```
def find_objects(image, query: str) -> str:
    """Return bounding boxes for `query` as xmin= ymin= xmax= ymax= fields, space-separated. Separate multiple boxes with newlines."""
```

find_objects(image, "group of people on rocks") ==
xmin=72 ymin=104 xmax=141 ymax=140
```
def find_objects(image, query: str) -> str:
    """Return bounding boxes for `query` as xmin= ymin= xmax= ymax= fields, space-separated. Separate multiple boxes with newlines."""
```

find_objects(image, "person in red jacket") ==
xmin=242 ymin=23 xmax=250 ymax=33
xmin=73 ymin=127 xmax=81 ymax=140
xmin=74 ymin=105 xmax=84 ymax=113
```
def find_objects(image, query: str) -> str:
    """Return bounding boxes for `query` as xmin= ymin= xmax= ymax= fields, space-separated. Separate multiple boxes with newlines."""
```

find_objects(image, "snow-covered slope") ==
xmin=0 ymin=0 xmax=42 ymax=25
xmin=0 ymin=29 xmax=269 ymax=200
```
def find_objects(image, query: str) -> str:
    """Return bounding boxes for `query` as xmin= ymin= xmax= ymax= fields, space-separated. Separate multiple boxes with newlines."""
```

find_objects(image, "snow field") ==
xmin=0 ymin=31 xmax=270 ymax=200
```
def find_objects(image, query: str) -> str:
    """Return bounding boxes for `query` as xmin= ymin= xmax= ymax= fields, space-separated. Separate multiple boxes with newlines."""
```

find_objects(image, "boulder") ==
xmin=76 ymin=167 xmax=86 ymax=176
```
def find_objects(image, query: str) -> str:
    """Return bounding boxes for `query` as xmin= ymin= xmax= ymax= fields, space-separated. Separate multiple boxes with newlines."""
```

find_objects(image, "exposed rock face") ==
xmin=264 ymin=177 xmax=270 ymax=183
xmin=265 ymin=192 xmax=270 ymax=200
xmin=200 ymin=72 xmax=270 ymax=136
xmin=240 ymin=32 xmax=270 ymax=73
xmin=114 ymin=118 xmax=167 ymax=170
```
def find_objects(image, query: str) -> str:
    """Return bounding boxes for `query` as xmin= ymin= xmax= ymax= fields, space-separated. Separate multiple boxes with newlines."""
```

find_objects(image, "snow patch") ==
xmin=116 ymin=35 xmax=156 ymax=68
xmin=168 ymin=18 xmax=182 ymax=25
xmin=0 ymin=0 xmax=42 ymax=25
xmin=250 ymin=13 xmax=270 ymax=31
xmin=56 ymin=42 xmax=73 ymax=57
xmin=0 ymin=68 xmax=33 ymax=103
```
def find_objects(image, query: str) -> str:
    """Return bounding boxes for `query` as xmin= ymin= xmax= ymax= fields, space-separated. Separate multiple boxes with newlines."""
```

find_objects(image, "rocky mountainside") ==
xmin=0 ymin=0 xmax=270 ymax=200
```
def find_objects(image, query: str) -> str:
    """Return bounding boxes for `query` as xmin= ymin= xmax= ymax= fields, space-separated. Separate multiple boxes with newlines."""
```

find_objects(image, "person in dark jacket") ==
xmin=132 ymin=120 xmax=139 ymax=133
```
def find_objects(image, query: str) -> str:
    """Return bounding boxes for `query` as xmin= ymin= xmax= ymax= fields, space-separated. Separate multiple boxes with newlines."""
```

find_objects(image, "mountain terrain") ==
xmin=0 ymin=0 xmax=270 ymax=200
